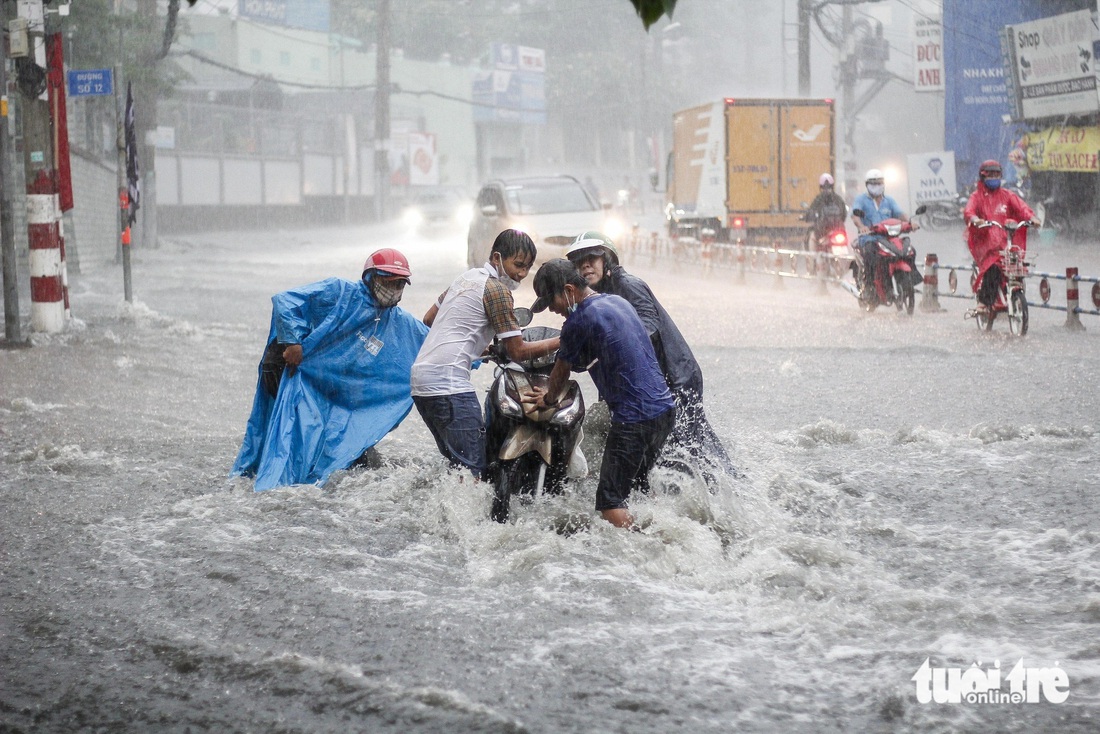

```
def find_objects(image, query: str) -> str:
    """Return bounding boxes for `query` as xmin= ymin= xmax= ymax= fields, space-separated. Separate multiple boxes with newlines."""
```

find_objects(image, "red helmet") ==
xmin=979 ymin=159 xmax=1002 ymax=178
xmin=363 ymin=248 xmax=412 ymax=281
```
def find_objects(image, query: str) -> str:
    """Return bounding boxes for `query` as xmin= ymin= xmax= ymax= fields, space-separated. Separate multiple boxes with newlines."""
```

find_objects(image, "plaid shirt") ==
xmin=482 ymin=276 xmax=520 ymax=335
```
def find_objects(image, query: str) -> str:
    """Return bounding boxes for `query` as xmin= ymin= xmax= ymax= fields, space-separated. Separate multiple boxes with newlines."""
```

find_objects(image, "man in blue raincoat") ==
xmin=232 ymin=248 xmax=429 ymax=491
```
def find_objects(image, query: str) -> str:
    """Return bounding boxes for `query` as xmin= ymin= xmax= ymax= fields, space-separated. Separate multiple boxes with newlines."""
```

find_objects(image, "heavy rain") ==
xmin=2 ymin=1 xmax=1100 ymax=731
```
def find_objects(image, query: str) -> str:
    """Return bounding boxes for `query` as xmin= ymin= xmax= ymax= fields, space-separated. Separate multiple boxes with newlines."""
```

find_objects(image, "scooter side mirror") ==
xmin=514 ymin=307 xmax=533 ymax=327
xmin=914 ymin=204 xmax=928 ymax=215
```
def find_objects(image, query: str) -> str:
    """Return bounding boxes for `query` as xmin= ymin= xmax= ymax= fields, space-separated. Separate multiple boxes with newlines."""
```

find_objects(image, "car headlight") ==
xmin=403 ymin=208 xmax=424 ymax=228
xmin=602 ymin=216 xmax=625 ymax=241
xmin=454 ymin=203 xmax=474 ymax=227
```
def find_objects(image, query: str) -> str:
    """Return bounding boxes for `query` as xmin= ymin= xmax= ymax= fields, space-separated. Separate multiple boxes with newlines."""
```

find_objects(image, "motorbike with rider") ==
xmin=964 ymin=159 xmax=1040 ymax=319
xmin=803 ymin=173 xmax=848 ymax=252
xmin=850 ymin=168 xmax=917 ymax=304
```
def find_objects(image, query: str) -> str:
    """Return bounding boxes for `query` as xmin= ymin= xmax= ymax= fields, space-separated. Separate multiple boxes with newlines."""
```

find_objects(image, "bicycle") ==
xmin=965 ymin=220 xmax=1033 ymax=336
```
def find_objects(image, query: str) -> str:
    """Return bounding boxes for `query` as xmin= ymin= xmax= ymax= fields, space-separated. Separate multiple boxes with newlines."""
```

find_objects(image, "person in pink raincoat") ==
xmin=964 ymin=159 xmax=1039 ymax=311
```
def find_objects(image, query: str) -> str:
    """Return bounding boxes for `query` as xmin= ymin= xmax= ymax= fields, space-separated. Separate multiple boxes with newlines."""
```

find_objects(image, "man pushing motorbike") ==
xmin=964 ymin=159 xmax=1039 ymax=313
xmin=564 ymin=231 xmax=737 ymax=480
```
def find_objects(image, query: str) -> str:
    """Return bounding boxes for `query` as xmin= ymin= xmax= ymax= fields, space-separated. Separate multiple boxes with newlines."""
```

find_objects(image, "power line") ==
xmin=173 ymin=48 xmax=520 ymax=111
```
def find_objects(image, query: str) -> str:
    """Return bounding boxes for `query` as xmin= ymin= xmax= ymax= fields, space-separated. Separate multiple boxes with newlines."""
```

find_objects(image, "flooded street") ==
xmin=2 ymin=222 xmax=1099 ymax=732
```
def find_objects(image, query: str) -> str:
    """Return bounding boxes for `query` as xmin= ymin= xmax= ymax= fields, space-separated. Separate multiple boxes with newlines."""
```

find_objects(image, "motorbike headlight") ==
xmin=886 ymin=224 xmax=901 ymax=237
xmin=549 ymin=388 xmax=584 ymax=427
xmin=495 ymin=376 xmax=525 ymax=420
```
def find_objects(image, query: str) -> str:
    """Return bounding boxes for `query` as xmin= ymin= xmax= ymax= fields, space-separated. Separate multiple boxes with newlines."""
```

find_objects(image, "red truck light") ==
xmin=730 ymin=216 xmax=745 ymax=229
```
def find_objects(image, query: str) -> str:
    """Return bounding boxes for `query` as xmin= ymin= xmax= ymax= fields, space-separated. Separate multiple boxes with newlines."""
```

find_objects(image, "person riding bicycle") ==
xmin=805 ymin=173 xmax=848 ymax=243
xmin=851 ymin=169 xmax=911 ymax=296
xmin=964 ymin=159 xmax=1039 ymax=312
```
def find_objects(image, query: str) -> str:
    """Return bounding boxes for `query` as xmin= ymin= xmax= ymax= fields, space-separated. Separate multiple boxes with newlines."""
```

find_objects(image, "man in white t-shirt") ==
xmin=411 ymin=229 xmax=558 ymax=478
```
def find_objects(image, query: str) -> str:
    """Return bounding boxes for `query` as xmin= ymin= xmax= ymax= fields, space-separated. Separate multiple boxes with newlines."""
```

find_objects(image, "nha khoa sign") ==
xmin=907 ymin=151 xmax=957 ymax=212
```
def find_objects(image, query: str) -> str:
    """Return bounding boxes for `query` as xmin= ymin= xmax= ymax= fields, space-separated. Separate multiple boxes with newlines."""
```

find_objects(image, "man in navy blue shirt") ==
xmin=530 ymin=259 xmax=675 ymax=529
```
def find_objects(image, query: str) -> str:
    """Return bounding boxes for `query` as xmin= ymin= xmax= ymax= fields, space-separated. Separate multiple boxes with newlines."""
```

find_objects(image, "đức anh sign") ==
xmin=67 ymin=69 xmax=113 ymax=97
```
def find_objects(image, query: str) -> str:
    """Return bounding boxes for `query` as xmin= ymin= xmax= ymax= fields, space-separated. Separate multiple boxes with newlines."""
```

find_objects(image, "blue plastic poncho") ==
xmin=231 ymin=277 xmax=429 ymax=491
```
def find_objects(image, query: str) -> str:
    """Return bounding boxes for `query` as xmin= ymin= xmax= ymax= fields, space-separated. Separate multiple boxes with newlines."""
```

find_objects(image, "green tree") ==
xmin=66 ymin=0 xmax=190 ymax=248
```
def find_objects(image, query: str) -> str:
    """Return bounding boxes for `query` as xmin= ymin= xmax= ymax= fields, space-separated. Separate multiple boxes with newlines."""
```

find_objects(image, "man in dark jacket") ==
xmin=566 ymin=231 xmax=737 ymax=479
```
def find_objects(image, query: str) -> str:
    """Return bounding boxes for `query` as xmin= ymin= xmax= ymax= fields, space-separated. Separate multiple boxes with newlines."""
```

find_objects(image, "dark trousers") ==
xmin=413 ymin=393 xmax=487 ymax=479
xmin=977 ymin=265 xmax=1004 ymax=308
xmin=595 ymin=408 xmax=675 ymax=511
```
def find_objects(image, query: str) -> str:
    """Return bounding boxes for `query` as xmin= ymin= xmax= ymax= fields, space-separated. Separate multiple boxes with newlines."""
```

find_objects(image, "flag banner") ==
xmin=125 ymin=82 xmax=140 ymax=226
xmin=47 ymin=33 xmax=73 ymax=212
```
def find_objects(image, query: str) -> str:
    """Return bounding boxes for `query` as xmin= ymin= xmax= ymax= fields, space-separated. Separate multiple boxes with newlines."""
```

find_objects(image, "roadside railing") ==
xmin=622 ymin=228 xmax=1098 ymax=332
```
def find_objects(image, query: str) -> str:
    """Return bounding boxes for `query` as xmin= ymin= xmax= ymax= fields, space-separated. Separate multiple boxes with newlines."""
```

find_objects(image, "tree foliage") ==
xmin=65 ymin=0 xmax=187 ymax=98
xmin=629 ymin=0 xmax=677 ymax=29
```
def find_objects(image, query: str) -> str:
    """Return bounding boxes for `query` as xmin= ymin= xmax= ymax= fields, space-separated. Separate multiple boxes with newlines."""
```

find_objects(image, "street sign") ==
xmin=67 ymin=69 xmax=113 ymax=97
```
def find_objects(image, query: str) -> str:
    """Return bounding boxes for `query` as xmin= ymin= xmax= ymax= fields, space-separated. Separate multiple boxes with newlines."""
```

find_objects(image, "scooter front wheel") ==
xmin=895 ymin=273 xmax=915 ymax=315
xmin=491 ymin=460 xmax=523 ymax=523
xmin=490 ymin=456 xmax=539 ymax=522
xmin=1008 ymin=289 xmax=1028 ymax=336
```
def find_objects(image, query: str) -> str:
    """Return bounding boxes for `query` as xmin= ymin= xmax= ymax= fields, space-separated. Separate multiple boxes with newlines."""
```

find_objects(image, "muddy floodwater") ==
xmin=2 ymin=223 xmax=1099 ymax=732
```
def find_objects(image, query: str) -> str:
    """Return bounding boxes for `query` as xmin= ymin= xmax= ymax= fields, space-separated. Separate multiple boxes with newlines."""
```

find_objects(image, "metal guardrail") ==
xmin=621 ymin=230 xmax=856 ymax=293
xmin=622 ymin=229 xmax=1099 ymax=331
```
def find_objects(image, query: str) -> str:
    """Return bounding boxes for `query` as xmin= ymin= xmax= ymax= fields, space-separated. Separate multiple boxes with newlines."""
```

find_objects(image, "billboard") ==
xmin=473 ymin=43 xmax=546 ymax=125
xmin=941 ymin=0 xmax=1083 ymax=191
xmin=913 ymin=14 xmax=944 ymax=92
xmin=1003 ymin=9 xmax=1099 ymax=119
xmin=907 ymin=151 xmax=958 ymax=211
xmin=238 ymin=0 xmax=330 ymax=33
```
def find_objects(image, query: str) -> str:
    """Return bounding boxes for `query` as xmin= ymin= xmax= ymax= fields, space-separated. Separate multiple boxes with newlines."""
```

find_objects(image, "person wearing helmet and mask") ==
xmin=565 ymin=231 xmax=737 ymax=480
xmin=804 ymin=173 xmax=848 ymax=245
xmin=850 ymin=169 xmax=912 ymax=293
xmin=232 ymin=248 xmax=430 ymax=491
xmin=964 ymin=159 xmax=1039 ymax=312
xmin=411 ymin=229 xmax=559 ymax=480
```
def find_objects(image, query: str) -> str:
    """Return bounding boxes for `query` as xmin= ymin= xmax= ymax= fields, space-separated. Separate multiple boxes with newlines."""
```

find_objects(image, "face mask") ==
xmin=867 ymin=184 xmax=885 ymax=197
xmin=493 ymin=256 xmax=520 ymax=291
xmin=566 ymin=291 xmax=577 ymax=315
xmin=983 ymin=178 xmax=1002 ymax=190
xmin=369 ymin=276 xmax=405 ymax=308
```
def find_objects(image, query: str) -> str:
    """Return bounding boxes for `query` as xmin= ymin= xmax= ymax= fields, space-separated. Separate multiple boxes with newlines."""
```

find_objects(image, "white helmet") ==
xmin=865 ymin=168 xmax=884 ymax=183
xmin=819 ymin=173 xmax=835 ymax=187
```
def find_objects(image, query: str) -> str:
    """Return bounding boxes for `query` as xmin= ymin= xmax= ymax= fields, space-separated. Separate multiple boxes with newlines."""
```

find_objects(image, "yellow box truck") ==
xmin=665 ymin=98 xmax=835 ymax=245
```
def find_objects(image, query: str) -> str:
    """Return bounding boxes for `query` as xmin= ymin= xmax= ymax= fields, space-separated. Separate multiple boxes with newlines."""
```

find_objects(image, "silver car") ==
xmin=467 ymin=175 xmax=626 ymax=267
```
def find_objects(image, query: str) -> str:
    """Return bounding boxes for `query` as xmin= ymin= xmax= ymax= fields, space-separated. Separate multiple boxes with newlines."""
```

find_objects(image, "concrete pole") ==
xmin=374 ymin=0 xmax=391 ymax=223
xmin=21 ymin=0 xmax=65 ymax=333
xmin=1 ymin=18 xmax=23 ymax=342
xmin=798 ymin=0 xmax=811 ymax=97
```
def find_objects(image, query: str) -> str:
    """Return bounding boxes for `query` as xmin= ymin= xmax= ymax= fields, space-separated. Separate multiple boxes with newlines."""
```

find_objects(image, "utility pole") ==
xmin=798 ymin=0 xmax=811 ymax=96
xmin=19 ymin=0 xmax=67 ymax=333
xmin=1 ymin=1 xmax=22 ymax=343
xmin=840 ymin=4 xmax=857 ymax=195
xmin=374 ymin=0 xmax=391 ymax=223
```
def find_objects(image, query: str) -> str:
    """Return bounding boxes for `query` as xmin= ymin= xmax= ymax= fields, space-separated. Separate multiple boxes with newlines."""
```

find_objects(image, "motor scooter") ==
xmin=964 ymin=219 xmax=1032 ymax=336
xmin=484 ymin=308 xmax=586 ymax=522
xmin=850 ymin=204 xmax=926 ymax=315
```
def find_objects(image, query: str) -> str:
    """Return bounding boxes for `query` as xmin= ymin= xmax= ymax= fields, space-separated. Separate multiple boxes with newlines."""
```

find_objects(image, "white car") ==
xmin=400 ymin=187 xmax=474 ymax=234
xmin=467 ymin=175 xmax=626 ymax=267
